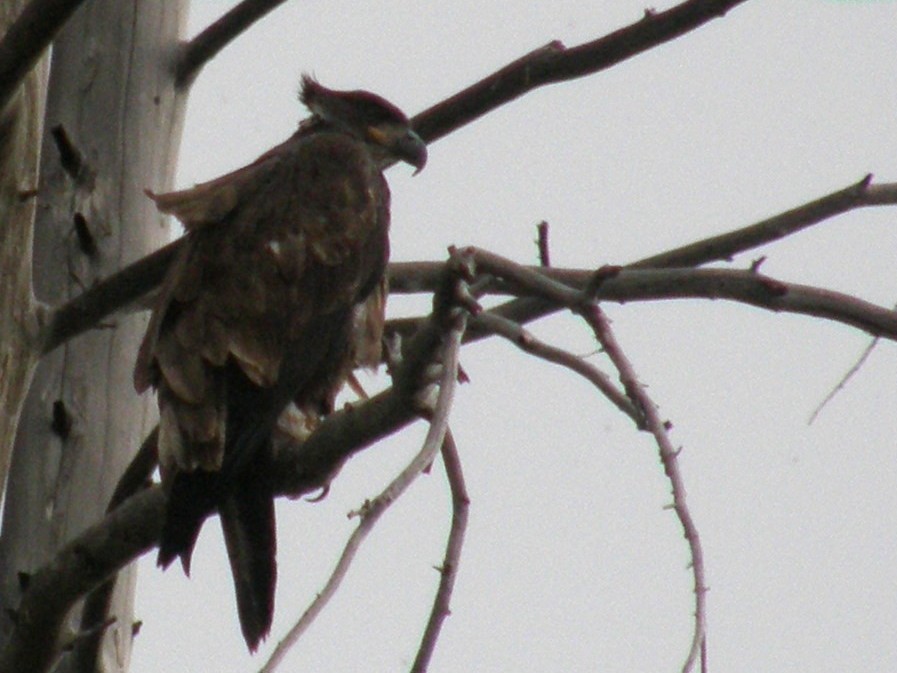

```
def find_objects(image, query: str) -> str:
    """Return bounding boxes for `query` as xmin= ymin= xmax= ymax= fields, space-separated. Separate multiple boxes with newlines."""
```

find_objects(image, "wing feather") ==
xmin=144 ymin=133 xmax=301 ymax=230
xmin=140 ymin=130 xmax=390 ymax=473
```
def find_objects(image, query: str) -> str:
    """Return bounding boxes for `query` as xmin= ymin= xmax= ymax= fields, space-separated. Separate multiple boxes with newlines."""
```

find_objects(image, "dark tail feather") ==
xmin=219 ymin=476 xmax=277 ymax=651
xmin=158 ymin=470 xmax=219 ymax=574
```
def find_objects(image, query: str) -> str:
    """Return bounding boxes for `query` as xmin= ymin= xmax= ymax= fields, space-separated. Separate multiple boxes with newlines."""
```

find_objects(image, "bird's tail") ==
xmin=220 ymin=474 xmax=276 ymax=651
xmin=157 ymin=470 xmax=219 ymax=574
xmin=157 ymin=462 xmax=276 ymax=651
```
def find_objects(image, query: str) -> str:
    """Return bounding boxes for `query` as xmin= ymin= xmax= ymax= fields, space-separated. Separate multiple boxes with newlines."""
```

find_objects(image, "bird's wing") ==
xmin=144 ymin=133 xmax=302 ymax=231
xmin=137 ymin=131 xmax=390 ymax=472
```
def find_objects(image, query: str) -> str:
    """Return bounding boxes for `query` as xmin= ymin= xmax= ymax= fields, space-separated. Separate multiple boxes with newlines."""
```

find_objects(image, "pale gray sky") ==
xmin=132 ymin=2 xmax=897 ymax=671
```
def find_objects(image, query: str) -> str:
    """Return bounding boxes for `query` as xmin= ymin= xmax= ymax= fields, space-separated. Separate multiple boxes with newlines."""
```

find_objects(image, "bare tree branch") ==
xmin=175 ymin=0 xmax=291 ymax=87
xmin=0 ymin=487 xmax=166 ymax=673
xmin=72 ymin=429 xmax=159 ymax=673
xmin=474 ymin=310 xmax=641 ymax=423
xmin=39 ymin=238 xmax=181 ymax=355
xmin=410 ymin=428 xmax=469 ymax=673
xmin=631 ymin=174 xmax=897 ymax=268
xmin=392 ymin=252 xmax=897 ymax=344
xmin=412 ymin=0 xmax=751 ymax=145
xmin=0 ymin=0 xmax=87 ymax=112
xmin=581 ymin=303 xmax=707 ymax=673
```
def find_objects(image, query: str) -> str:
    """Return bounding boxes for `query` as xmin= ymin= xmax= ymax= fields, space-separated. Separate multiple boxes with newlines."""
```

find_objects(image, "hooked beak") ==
xmin=394 ymin=128 xmax=427 ymax=175
xmin=367 ymin=125 xmax=428 ymax=175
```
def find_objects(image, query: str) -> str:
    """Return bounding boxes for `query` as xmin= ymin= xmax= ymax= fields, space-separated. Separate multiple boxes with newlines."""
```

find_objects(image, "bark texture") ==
xmin=0 ymin=0 xmax=46 ymax=509
xmin=0 ymin=2 xmax=187 ymax=671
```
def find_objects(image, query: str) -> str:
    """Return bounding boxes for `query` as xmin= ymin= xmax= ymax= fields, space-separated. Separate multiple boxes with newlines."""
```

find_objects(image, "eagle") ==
xmin=134 ymin=76 xmax=426 ymax=650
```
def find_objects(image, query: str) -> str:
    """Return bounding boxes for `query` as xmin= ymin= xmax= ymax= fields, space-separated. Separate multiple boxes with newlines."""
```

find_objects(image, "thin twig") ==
xmin=474 ymin=311 xmax=640 ymax=423
xmin=581 ymin=303 xmax=707 ymax=673
xmin=175 ymin=0 xmax=291 ymax=87
xmin=808 ymin=334 xmax=881 ymax=425
xmin=259 ymin=309 xmax=467 ymax=673
xmin=632 ymin=174 xmax=888 ymax=268
xmin=410 ymin=428 xmax=469 ymax=673
xmin=0 ymin=0 xmax=88 ymax=112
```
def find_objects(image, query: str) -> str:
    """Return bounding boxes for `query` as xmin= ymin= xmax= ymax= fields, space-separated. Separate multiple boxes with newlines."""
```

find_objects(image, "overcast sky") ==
xmin=131 ymin=2 xmax=897 ymax=672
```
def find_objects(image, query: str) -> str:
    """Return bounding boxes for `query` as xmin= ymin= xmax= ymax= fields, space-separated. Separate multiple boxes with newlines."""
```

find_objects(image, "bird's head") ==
xmin=299 ymin=75 xmax=427 ymax=174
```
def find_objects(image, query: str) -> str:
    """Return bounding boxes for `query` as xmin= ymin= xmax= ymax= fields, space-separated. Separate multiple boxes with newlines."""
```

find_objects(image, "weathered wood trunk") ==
xmin=0 ymin=2 xmax=187 ymax=671
xmin=0 ymin=0 xmax=46 ymax=511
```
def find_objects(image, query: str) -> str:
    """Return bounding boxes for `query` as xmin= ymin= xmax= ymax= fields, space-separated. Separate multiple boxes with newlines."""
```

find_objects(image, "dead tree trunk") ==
xmin=0 ymin=0 xmax=46 ymax=508
xmin=0 ymin=2 xmax=187 ymax=671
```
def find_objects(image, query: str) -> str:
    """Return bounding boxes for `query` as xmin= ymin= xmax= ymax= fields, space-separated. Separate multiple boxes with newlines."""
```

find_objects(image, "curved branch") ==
xmin=0 ymin=0 xmax=87 ymax=112
xmin=175 ymin=0 xmax=291 ymax=88
xmin=581 ymin=303 xmax=707 ymax=673
xmin=474 ymin=310 xmax=641 ymax=424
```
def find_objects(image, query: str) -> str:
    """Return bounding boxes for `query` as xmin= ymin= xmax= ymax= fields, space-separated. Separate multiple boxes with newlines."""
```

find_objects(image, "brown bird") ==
xmin=134 ymin=76 xmax=426 ymax=650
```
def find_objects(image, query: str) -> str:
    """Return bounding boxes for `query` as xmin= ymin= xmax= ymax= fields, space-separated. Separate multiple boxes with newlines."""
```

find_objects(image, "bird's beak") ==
xmin=370 ymin=125 xmax=428 ymax=175
xmin=395 ymin=129 xmax=427 ymax=175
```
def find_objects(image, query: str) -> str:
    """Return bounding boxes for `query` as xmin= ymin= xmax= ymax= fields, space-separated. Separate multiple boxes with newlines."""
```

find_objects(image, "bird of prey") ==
xmin=134 ymin=76 xmax=426 ymax=650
